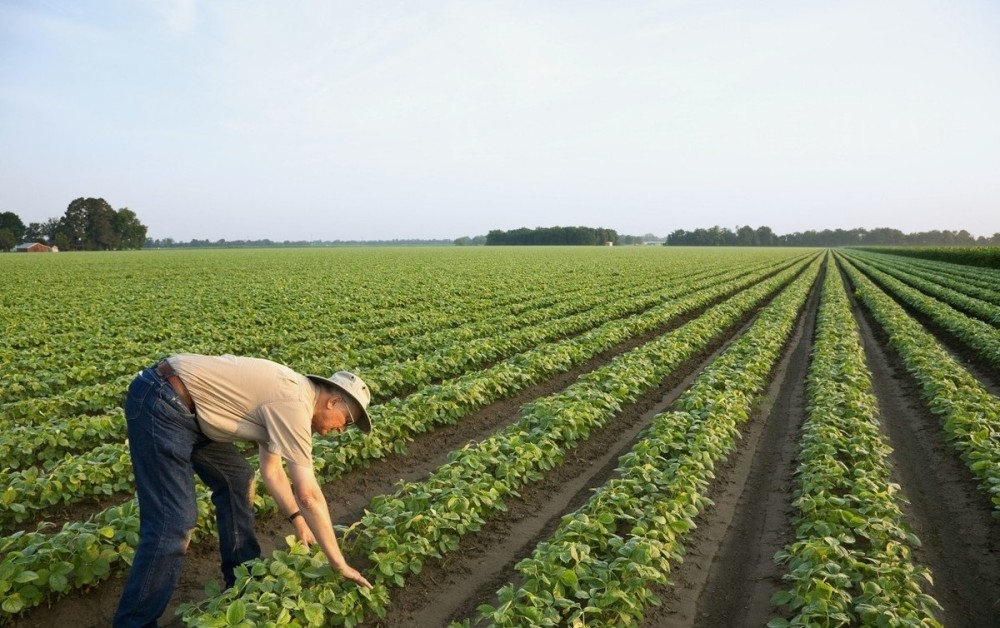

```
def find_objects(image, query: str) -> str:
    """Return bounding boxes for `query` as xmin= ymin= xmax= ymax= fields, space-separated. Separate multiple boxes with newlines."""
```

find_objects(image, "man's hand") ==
xmin=339 ymin=565 xmax=373 ymax=589
xmin=293 ymin=517 xmax=317 ymax=546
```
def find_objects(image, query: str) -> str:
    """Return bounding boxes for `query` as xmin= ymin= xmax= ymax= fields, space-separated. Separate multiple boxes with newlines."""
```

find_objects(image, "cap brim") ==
xmin=306 ymin=375 xmax=372 ymax=434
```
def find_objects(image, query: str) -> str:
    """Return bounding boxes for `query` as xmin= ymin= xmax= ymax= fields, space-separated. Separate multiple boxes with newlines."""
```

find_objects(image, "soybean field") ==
xmin=2 ymin=246 xmax=999 ymax=627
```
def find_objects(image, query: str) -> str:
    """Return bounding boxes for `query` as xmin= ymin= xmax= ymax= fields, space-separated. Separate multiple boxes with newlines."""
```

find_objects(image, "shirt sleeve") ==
xmin=257 ymin=400 xmax=313 ymax=467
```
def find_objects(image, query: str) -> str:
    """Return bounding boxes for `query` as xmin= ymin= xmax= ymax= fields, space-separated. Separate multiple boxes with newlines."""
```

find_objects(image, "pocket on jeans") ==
xmin=125 ymin=371 xmax=156 ymax=421
xmin=161 ymin=391 xmax=193 ymax=416
xmin=124 ymin=375 xmax=154 ymax=421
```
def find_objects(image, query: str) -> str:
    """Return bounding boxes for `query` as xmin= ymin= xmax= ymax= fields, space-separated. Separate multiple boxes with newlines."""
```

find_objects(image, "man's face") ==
xmin=312 ymin=395 xmax=355 ymax=436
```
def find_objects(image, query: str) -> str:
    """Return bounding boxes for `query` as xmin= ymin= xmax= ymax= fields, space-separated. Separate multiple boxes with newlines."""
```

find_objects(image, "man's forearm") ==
xmin=260 ymin=467 xmax=303 ymax=519
xmin=297 ymin=492 xmax=349 ymax=570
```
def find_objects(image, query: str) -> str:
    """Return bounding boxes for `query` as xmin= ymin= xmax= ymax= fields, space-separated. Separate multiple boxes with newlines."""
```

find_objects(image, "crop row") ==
xmin=852 ymin=246 xmax=1000 ymax=270
xmin=0 ymin=263 xmax=662 ymax=409
xmin=0 ymin=255 xmax=816 ymax=618
xmin=849 ymin=250 xmax=1000 ymax=308
xmin=459 ymin=254 xmax=821 ymax=626
xmin=841 ymin=253 xmax=1000 ymax=369
xmin=0 ymin=276 xmax=656 ymax=466
xmin=0 ymin=260 xmax=729 ymax=469
xmin=770 ymin=258 xmax=940 ymax=626
xmin=0 ymin=255 xmax=792 ymax=444
xmin=851 ymin=249 xmax=1000 ymax=296
xmin=843 ymin=251 xmax=1000 ymax=326
xmin=174 ymin=253 xmax=821 ymax=626
xmin=0 ymin=257 xmax=800 ymax=527
xmin=837 ymin=253 xmax=1000 ymax=516
xmin=4 ymin=248 xmax=759 ymax=403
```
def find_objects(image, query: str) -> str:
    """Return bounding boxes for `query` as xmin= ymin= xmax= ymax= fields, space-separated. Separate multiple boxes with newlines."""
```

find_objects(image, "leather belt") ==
xmin=155 ymin=360 xmax=196 ymax=413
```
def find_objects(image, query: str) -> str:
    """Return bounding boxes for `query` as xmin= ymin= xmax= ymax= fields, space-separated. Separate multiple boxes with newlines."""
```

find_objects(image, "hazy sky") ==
xmin=2 ymin=1 xmax=999 ymax=241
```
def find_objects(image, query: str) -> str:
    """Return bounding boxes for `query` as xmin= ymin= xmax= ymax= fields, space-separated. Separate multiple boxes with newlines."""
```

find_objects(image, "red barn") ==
xmin=14 ymin=242 xmax=57 ymax=253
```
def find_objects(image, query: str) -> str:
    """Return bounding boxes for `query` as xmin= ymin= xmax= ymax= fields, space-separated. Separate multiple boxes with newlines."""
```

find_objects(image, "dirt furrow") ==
xmin=375 ymin=301 xmax=776 ymax=627
xmin=643 ymin=264 xmax=819 ymax=627
xmin=844 ymin=267 xmax=1000 ymax=627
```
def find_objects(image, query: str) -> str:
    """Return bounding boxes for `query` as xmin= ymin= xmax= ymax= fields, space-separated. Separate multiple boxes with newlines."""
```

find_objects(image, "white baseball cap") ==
xmin=306 ymin=371 xmax=372 ymax=434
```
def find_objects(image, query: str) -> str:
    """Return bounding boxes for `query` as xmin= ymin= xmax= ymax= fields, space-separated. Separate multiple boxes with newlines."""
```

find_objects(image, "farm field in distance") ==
xmin=2 ymin=245 xmax=999 ymax=627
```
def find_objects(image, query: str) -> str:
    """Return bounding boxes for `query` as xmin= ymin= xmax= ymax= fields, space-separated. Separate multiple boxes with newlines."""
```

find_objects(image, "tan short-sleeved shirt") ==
xmin=168 ymin=354 xmax=317 ymax=467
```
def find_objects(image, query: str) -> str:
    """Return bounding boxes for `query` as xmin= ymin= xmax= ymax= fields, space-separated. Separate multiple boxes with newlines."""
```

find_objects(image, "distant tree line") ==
xmin=665 ymin=225 xmax=1000 ymax=247
xmin=485 ymin=226 xmax=625 ymax=245
xmin=0 ymin=198 xmax=148 ymax=251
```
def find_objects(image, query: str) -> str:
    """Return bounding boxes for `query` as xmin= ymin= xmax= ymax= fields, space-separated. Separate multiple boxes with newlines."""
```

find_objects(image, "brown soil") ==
xmin=11 ymin=263 xmax=1000 ymax=628
xmin=645 ymin=262 xmax=821 ymax=627
xmin=843 ymin=267 xmax=1000 ymax=626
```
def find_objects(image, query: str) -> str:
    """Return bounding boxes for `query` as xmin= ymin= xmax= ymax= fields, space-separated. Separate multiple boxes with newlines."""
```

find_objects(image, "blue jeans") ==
xmin=113 ymin=366 xmax=261 ymax=628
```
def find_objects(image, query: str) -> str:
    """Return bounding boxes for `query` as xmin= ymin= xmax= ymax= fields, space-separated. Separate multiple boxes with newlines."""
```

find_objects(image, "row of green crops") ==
xmin=852 ymin=246 xmax=1000 ymax=270
xmin=0 ymin=251 xmax=815 ymax=618
xmin=174 ymin=257 xmax=820 ymax=626
xmin=845 ymin=251 xmax=1000 ymax=326
xmin=837 ymin=253 xmax=1000 ymax=516
xmin=4 ymin=245 xmax=998 ymax=625
xmin=0 ymin=255 xmax=679 ymax=413
xmin=459 ymin=254 xmax=821 ymax=627
xmin=0 ymin=256 xmax=793 ymax=473
xmin=770 ymin=256 xmax=940 ymax=626
xmin=4 ymin=247 xmax=778 ymax=403
xmin=846 ymin=250 xmax=1000 ymax=309
xmin=840 ymin=253 xmax=1000 ymax=368
xmin=0 ymin=256 xmax=804 ymax=530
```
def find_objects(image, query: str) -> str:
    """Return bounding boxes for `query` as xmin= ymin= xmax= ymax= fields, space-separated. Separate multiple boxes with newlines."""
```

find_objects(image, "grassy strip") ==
xmin=460 ymin=257 xmax=819 ymax=627
xmin=175 ymin=258 xmax=819 ymax=627
xmin=770 ymin=257 xmax=940 ymax=626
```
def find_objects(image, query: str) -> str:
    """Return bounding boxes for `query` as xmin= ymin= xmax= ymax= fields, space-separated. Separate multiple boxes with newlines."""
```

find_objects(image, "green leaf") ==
xmin=559 ymin=569 xmax=578 ymax=589
xmin=303 ymin=603 xmax=325 ymax=626
xmin=13 ymin=570 xmax=38 ymax=584
xmin=2 ymin=594 xmax=24 ymax=614
xmin=48 ymin=573 xmax=69 ymax=592
xmin=226 ymin=599 xmax=246 ymax=625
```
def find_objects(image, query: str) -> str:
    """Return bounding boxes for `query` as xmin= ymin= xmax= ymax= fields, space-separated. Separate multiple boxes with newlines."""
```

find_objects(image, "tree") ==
xmin=0 ymin=228 xmax=16 ymax=252
xmin=84 ymin=200 xmax=118 ymax=250
xmin=736 ymin=225 xmax=758 ymax=246
xmin=113 ymin=207 xmax=147 ymax=249
xmin=40 ymin=218 xmax=60 ymax=242
xmin=59 ymin=198 xmax=90 ymax=249
xmin=56 ymin=198 xmax=148 ymax=250
xmin=24 ymin=223 xmax=44 ymax=243
xmin=0 ymin=211 xmax=25 ymax=243
xmin=485 ymin=226 xmax=617 ymax=246
xmin=863 ymin=228 xmax=906 ymax=246
xmin=755 ymin=226 xmax=776 ymax=246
